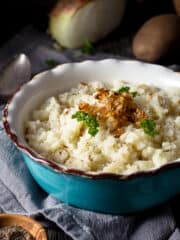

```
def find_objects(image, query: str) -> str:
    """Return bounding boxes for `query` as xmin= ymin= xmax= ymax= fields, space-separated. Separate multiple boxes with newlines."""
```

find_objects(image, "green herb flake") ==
xmin=88 ymin=126 xmax=99 ymax=136
xmin=117 ymin=86 xmax=130 ymax=94
xmin=131 ymin=91 xmax=138 ymax=98
xmin=117 ymin=86 xmax=138 ymax=97
xmin=45 ymin=59 xmax=59 ymax=68
xmin=72 ymin=111 xmax=99 ymax=136
xmin=81 ymin=40 xmax=95 ymax=55
xmin=140 ymin=119 xmax=158 ymax=136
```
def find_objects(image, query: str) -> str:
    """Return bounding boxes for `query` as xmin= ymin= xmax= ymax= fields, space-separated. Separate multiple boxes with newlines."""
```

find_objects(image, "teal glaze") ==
xmin=23 ymin=153 xmax=180 ymax=214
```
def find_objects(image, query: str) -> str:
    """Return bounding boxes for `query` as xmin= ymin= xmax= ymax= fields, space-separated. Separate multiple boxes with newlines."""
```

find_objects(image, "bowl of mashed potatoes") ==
xmin=3 ymin=59 xmax=180 ymax=214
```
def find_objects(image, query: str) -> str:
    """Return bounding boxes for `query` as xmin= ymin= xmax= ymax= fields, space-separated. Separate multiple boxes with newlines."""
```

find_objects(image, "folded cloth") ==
xmin=0 ymin=26 xmax=180 ymax=240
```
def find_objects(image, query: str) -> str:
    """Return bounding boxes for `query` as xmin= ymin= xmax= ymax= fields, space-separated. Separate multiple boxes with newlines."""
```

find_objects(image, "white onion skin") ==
xmin=49 ymin=0 xmax=126 ymax=48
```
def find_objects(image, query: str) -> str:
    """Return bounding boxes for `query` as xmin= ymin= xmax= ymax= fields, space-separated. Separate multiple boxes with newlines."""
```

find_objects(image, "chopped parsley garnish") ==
xmin=81 ymin=39 xmax=95 ymax=55
xmin=140 ymin=119 xmax=158 ymax=136
xmin=45 ymin=59 xmax=59 ymax=68
xmin=131 ymin=91 xmax=138 ymax=98
xmin=118 ymin=86 xmax=138 ymax=97
xmin=118 ymin=86 xmax=130 ymax=94
xmin=72 ymin=111 xmax=99 ymax=136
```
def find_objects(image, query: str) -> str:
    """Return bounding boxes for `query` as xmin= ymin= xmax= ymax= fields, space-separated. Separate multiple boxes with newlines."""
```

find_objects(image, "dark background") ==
xmin=1 ymin=0 xmax=179 ymax=64
xmin=0 ymin=0 xmax=175 ymax=45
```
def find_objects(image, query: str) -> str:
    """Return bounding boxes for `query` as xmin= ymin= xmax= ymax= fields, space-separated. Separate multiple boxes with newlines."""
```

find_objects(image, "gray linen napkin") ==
xmin=0 ymin=26 xmax=180 ymax=240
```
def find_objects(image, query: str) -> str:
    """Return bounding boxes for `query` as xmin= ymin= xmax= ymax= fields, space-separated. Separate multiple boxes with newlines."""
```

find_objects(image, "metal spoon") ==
xmin=0 ymin=54 xmax=31 ymax=103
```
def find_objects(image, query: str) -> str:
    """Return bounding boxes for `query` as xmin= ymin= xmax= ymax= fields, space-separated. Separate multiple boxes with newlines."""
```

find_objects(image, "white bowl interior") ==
xmin=6 ymin=59 xmax=180 ymax=153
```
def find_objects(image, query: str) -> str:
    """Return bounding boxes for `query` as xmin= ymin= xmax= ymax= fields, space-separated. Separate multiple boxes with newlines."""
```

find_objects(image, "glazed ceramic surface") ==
xmin=3 ymin=59 xmax=180 ymax=214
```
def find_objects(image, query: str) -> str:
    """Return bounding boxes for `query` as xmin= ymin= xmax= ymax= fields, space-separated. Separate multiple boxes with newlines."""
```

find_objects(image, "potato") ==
xmin=49 ymin=0 xmax=126 ymax=48
xmin=133 ymin=14 xmax=180 ymax=62
xmin=173 ymin=0 xmax=180 ymax=15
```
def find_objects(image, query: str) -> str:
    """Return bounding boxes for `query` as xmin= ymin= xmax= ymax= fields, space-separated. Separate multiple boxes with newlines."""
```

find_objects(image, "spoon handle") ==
xmin=0 ymin=54 xmax=31 ymax=103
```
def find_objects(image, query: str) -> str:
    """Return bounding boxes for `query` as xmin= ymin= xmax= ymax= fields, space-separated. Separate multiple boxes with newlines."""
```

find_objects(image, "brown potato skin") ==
xmin=173 ymin=0 xmax=180 ymax=16
xmin=133 ymin=14 xmax=180 ymax=62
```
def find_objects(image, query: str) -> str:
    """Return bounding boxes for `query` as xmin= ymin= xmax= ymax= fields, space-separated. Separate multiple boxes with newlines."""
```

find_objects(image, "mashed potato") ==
xmin=25 ymin=81 xmax=180 ymax=174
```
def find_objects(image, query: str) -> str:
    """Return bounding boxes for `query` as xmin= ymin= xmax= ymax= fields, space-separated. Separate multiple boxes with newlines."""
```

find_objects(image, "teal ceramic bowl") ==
xmin=3 ymin=59 xmax=180 ymax=214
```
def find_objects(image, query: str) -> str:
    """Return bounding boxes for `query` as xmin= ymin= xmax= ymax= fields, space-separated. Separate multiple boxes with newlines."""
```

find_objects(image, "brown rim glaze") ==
xmin=0 ymin=214 xmax=47 ymax=240
xmin=2 ymin=64 xmax=180 ymax=180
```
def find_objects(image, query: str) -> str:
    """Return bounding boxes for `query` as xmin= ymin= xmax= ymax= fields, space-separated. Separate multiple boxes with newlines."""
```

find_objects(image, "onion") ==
xmin=49 ymin=0 xmax=126 ymax=48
